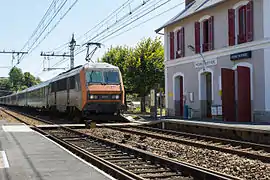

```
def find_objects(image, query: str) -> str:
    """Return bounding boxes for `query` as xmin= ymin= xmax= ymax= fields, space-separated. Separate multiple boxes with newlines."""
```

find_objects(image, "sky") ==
xmin=0 ymin=0 xmax=185 ymax=81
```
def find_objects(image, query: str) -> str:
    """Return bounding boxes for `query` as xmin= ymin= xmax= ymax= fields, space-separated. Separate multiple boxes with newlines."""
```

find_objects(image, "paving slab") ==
xmin=0 ymin=120 xmax=116 ymax=180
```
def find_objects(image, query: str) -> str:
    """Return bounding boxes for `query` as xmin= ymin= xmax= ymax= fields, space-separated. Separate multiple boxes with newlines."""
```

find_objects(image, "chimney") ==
xmin=185 ymin=0 xmax=194 ymax=7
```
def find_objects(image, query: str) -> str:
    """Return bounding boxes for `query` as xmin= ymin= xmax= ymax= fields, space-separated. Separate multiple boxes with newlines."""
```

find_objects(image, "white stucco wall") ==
xmin=264 ymin=47 xmax=270 ymax=110
xmin=263 ymin=0 xmax=270 ymax=38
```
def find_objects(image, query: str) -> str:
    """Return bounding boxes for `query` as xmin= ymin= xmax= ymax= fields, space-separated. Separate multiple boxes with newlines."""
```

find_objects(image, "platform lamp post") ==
xmin=188 ymin=45 xmax=207 ymax=120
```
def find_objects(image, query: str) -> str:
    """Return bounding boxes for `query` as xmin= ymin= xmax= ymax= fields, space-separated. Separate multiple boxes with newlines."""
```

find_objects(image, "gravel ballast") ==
xmin=79 ymin=128 xmax=270 ymax=180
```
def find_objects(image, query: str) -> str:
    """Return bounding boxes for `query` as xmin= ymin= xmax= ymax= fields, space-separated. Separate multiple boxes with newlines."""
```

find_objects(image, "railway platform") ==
xmin=125 ymin=113 xmax=270 ymax=144
xmin=162 ymin=118 xmax=270 ymax=132
xmin=0 ymin=120 xmax=115 ymax=180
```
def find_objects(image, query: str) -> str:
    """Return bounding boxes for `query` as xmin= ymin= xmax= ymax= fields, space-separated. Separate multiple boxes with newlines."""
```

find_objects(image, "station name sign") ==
xmin=230 ymin=51 xmax=252 ymax=61
xmin=194 ymin=59 xmax=217 ymax=69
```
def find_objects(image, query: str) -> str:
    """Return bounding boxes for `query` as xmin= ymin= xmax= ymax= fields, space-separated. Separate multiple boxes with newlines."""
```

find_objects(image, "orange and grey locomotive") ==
xmin=0 ymin=63 xmax=125 ymax=121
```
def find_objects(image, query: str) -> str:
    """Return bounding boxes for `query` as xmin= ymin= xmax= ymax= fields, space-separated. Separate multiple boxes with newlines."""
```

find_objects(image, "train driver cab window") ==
xmin=86 ymin=71 xmax=103 ymax=84
xmin=104 ymin=71 xmax=120 ymax=84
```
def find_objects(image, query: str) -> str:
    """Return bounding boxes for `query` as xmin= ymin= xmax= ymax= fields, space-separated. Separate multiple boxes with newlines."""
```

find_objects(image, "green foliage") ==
xmin=0 ymin=78 xmax=11 ymax=90
xmin=4 ymin=67 xmax=42 ymax=93
xmin=9 ymin=67 xmax=24 ymax=92
xmin=100 ymin=37 xmax=164 ymax=112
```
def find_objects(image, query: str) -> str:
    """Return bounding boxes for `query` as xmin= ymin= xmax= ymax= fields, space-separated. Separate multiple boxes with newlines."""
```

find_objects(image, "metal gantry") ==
xmin=0 ymin=50 xmax=28 ymax=68
xmin=40 ymin=34 xmax=77 ymax=71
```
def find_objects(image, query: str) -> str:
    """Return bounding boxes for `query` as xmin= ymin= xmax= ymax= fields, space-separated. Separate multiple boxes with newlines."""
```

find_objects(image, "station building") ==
xmin=155 ymin=0 xmax=270 ymax=122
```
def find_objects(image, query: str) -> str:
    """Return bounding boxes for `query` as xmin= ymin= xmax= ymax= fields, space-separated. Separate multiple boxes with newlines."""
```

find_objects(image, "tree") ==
xmin=130 ymin=37 xmax=164 ymax=112
xmin=101 ymin=37 xmax=164 ymax=112
xmin=35 ymin=77 xmax=42 ymax=84
xmin=9 ymin=67 xmax=24 ymax=92
xmin=6 ymin=67 xmax=42 ymax=92
xmin=0 ymin=78 xmax=11 ymax=90
xmin=24 ymin=72 xmax=36 ymax=87
xmin=0 ymin=78 xmax=12 ymax=96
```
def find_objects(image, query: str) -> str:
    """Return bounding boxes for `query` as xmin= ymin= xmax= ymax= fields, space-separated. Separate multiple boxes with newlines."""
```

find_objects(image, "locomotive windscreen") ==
xmin=85 ymin=70 xmax=120 ymax=85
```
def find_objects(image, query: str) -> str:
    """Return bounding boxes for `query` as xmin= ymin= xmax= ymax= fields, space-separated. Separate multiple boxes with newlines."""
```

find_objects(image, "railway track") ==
xmin=36 ymin=126 xmax=238 ymax=180
xmin=1 ymin=107 xmax=239 ymax=179
xmin=6 ymin=106 xmax=130 ymax=124
xmin=108 ymin=126 xmax=270 ymax=163
xmin=0 ymin=107 xmax=53 ymax=125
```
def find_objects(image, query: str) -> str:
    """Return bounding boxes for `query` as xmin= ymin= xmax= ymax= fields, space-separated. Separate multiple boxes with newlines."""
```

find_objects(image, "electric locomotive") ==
xmin=0 ymin=62 xmax=125 ymax=121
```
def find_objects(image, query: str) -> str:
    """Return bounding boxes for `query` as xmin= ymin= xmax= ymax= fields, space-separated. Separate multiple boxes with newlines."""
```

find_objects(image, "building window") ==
xmin=169 ymin=27 xmax=185 ymax=60
xmin=228 ymin=1 xmax=253 ymax=46
xmin=175 ymin=27 xmax=185 ymax=58
xmin=195 ymin=16 xmax=214 ymax=54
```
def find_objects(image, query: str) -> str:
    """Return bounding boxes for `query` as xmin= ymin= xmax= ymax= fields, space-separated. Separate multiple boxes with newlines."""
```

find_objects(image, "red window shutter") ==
xmin=181 ymin=27 xmax=185 ymax=57
xmin=169 ymin=32 xmax=175 ymax=60
xmin=246 ymin=1 xmax=254 ymax=42
xmin=228 ymin=9 xmax=235 ymax=46
xmin=176 ymin=30 xmax=180 ymax=58
xmin=195 ymin=22 xmax=200 ymax=53
xmin=208 ymin=16 xmax=214 ymax=50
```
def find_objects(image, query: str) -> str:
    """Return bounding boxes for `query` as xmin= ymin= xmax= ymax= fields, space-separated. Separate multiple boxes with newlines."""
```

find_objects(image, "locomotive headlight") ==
xmin=89 ymin=95 xmax=98 ymax=99
xmin=112 ymin=95 xmax=120 ymax=99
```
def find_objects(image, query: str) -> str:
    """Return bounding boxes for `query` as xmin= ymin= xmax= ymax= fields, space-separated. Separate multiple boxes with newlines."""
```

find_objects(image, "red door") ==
xmin=179 ymin=76 xmax=184 ymax=116
xmin=237 ymin=66 xmax=251 ymax=122
xmin=221 ymin=68 xmax=236 ymax=122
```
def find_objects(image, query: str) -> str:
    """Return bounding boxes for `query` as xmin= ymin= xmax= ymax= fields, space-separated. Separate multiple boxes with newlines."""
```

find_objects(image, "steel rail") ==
xmin=0 ymin=107 xmax=241 ymax=179
xmin=43 ymin=125 xmax=240 ymax=180
xmin=1 ymin=107 xmax=138 ymax=180
xmin=109 ymin=126 xmax=270 ymax=163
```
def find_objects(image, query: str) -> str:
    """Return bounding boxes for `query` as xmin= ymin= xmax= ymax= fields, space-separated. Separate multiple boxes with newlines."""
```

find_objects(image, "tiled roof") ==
xmin=155 ymin=0 xmax=226 ymax=33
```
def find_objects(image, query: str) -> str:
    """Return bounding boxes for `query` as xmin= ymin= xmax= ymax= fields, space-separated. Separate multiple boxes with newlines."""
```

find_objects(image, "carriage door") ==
xmin=46 ymin=86 xmax=49 ymax=107
xmin=67 ymin=77 xmax=70 ymax=107
xmin=54 ymin=82 xmax=57 ymax=106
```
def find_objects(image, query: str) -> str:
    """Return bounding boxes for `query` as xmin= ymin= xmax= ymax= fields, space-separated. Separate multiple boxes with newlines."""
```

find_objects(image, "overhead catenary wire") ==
xmin=27 ymin=0 xmax=79 ymax=56
xmin=19 ymin=0 xmax=69 ymax=58
xmin=102 ymin=1 xmax=184 ymax=43
xmin=75 ymin=0 xmax=174 ymax=56
xmin=76 ymin=0 xmax=135 ymax=42
xmin=20 ymin=0 xmax=59 ymax=51
xmin=51 ymin=0 xmax=184 ymax=68
xmin=50 ymin=0 xmax=135 ymax=54
xmin=16 ymin=0 xmax=79 ymax=66
xmin=37 ymin=0 xmax=184 ymax=76
xmin=92 ymin=0 xmax=174 ymax=44
xmin=74 ymin=0 xmax=160 ymax=55
xmin=77 ymin=0 xmax=153 ymax=47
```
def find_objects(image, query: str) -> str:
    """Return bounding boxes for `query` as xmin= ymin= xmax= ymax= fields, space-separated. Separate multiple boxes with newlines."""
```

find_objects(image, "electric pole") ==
xmin=0 ymin=50 xmax=28 ymax=68
xmin=40 ymin=34 xmax=77 ymax=71
xmin=69 ymin=34 xmax=76 ymax=69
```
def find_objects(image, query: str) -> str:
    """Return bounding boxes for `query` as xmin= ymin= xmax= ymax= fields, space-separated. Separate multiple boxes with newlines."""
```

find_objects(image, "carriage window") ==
xmin=69 ymin=76 xmax=75 ymax=89
xmin=75 ymin=74 xmax=81 ymax=90
xmin=57 ymin=78 xmax=67 ymax=91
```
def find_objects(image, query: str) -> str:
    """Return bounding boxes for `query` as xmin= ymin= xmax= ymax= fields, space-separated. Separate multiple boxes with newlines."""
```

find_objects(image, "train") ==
xmin=0 ymin=62 xmax=125 ymax=122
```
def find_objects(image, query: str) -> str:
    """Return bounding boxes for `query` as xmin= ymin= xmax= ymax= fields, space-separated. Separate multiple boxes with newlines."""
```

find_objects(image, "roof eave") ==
xmin=155 ymin=0 xmax=226 ymax=34
xmin=154 ymin=1 xmax=195 ymax=34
